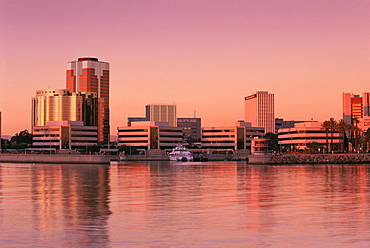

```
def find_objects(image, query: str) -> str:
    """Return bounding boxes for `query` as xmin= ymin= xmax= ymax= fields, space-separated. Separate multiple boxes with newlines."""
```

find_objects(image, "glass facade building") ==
xmin=32 ymin=89 xmax=98 ymax=128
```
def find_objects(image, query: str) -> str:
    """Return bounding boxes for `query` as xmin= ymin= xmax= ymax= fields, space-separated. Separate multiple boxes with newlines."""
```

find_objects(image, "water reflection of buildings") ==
xmin=1 ymin=163 xmax=370 ymax=246
xmin=30 ymin=165 xmax=111 ymax=247
xmin=236 ymin=164 xmax=278 ymax=234
xmin=111 ymin=162 xmax=258 ymax=240
xmin=237 ymin=164 xmax=370 ymax=238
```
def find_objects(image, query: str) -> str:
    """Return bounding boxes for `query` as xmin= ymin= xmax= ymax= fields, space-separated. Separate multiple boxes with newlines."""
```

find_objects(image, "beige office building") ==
xmin=201 ymin=121 xmax=265 ymax=150
xmin=117 ymin=121 xmax=183 ymax=150
xmin=32 ymin=89 xmax=98 ymax=128
xmin=33 ymin=121 xmax=98 ymax=151
xmin=278 ymin=122 xmax=341 ymax=152
xmin=244 ymin=91 xmax=275 ymax=133
xmin=145 ymin=104 xmax=177 ymax=127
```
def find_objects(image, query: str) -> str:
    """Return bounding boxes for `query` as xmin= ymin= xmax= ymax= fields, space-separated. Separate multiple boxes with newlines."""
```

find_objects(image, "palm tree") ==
xmin=327 ymin=118 xmax=337 ymax=152
xmin=353 ymin=118 xmax=361 ymax=151
xmin=321 ymin=120 xmax=330 ymax=153
xmin=336 ymin=119 xmax=347 ymax=152
xmin=346 ymin=124 xmax=355 ymax=152
xmin=365 ymin=128 xmax=370 ymax=152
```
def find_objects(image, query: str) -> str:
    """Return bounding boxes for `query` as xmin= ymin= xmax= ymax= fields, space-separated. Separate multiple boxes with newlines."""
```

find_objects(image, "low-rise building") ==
xmin=278 ymin=122 xmax=341 ymax=152
xmin=127 ymin=117 xmax=146 ymax=126
xmin=251 ymin=138 xmax=270 ymax=155
xmin=117 ymin=121 xmax=183 ymax=150
xmin=358 ymin=116 xmax=370 ymax=133
xmin=201 ymin=122 xmax=264 ymax=151
xmin=32 ymin=121 xmax=98 ymax=151
xmin=275 ymin=118 xmax=317 ymax=133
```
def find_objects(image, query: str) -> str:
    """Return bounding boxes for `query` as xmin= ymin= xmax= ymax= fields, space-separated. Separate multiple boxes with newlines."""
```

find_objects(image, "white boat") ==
xmin=168 ymin=145 xmax=194 ymax=161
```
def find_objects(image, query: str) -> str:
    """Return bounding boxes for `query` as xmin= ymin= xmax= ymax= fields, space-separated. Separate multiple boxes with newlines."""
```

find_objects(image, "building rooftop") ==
xmin=78 ymin=57 xmax=99 ymax=62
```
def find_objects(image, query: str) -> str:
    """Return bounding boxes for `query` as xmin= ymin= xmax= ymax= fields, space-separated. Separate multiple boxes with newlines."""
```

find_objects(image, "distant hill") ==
xmin=1 ymin=135 xmax=11 ymax=140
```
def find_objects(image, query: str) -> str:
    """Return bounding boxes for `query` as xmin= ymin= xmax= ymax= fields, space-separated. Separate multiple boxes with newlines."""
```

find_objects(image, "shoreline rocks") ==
xmin=269 ymin=154 xmax=370 ymax=164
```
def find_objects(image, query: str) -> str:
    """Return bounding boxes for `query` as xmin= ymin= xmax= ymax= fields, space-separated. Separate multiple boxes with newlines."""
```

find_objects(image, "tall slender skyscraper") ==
xmin=244 ymin=91 xmax=275 ymax=133
xmin=66 ymin=57 xmax=110 ymax=143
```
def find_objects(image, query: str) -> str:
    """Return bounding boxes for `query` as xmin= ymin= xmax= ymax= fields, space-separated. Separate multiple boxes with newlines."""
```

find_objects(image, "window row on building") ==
xmin=30 ymin=119 xmax=348 ymax=153
xmin=32 ymin=121 xmax=98 ymax=151
xmin=278 ymin=122 xmax=342 ymax=151
xmin=117 ymin=121 xmax=183 ymax=150
xmin=118 ymin=121 xmax=265 ymax=151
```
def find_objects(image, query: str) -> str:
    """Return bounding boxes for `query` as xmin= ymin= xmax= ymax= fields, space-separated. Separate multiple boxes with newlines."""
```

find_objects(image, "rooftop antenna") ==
xmin=194 ymin=110 xmax=196 ymax=118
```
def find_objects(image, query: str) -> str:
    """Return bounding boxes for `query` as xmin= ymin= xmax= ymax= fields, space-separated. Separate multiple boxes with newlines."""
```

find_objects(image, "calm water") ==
xmin=1 ymin=161 xmax=370 ymax=247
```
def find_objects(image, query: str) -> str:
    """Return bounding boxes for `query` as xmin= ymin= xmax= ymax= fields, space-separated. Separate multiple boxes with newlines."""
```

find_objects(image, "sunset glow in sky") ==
xmin=0 ymin=0 xmax=369 ymax=136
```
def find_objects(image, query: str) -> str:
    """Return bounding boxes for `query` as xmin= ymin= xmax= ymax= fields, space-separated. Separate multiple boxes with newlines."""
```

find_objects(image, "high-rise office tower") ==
xmin=343 ymin=92 xmax=370 ymax=124
xmin=32 ymin=89 xmax=98 ymax=128
xmin=66 ymin=57 xmax=110 ymax=143
xmin=244 ymin=91 xmax=275 ymax=133
xmin=145 ymin=104 xmax=177 ymax=127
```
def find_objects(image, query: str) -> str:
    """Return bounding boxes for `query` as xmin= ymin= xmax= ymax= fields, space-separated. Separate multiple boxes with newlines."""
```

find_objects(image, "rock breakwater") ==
xmin=269 ymin=154 xmax=370 ymax=164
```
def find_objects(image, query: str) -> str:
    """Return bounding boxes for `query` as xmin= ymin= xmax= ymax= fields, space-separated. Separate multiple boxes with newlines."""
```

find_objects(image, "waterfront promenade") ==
xmin=2 ymin=152 xmax=370 ymax=164
xmin=0 ymin=154 xmax=113 ymax=164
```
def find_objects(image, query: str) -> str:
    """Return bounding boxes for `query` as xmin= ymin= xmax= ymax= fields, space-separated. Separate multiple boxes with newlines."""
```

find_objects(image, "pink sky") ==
xmin=0 ymin=0 xmax=369 ymax=136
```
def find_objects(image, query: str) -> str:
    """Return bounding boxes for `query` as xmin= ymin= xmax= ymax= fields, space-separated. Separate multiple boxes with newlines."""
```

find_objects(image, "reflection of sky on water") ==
xmin=109 ymin=162 xmax=370 ymax=247
xmin=1 ymin=162 xmax=370 ymax=247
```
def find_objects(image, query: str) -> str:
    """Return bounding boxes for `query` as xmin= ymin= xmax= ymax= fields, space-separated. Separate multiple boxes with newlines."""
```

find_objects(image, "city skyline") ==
xmin=1 ymin=0 xmax=369 ymax=136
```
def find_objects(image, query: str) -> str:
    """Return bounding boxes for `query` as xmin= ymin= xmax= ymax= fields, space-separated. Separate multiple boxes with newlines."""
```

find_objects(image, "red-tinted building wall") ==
xmin=66 ymin=58 xmax=110 ymax=144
